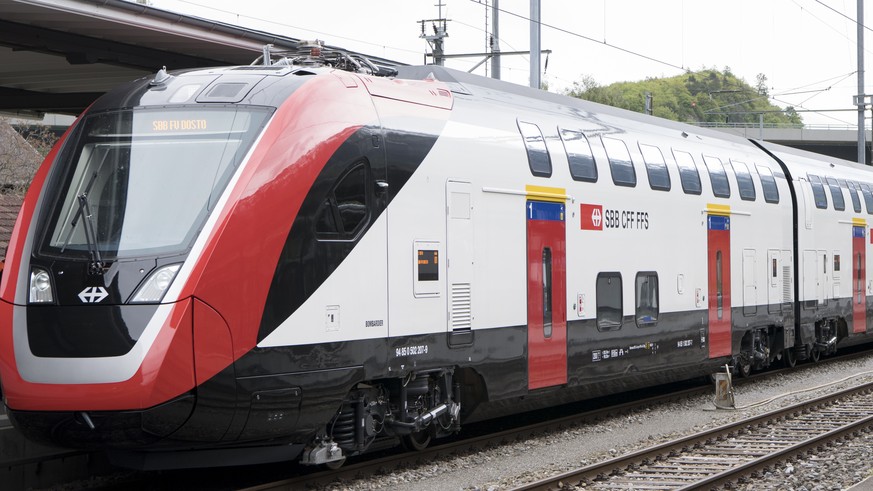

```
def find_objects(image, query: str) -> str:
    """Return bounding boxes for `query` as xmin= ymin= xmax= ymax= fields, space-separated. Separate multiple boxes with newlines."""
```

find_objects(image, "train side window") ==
xmin=807 ymin=174 xmax=828 ymax=209
xmin=635 ymin=272 xmax=659 ymax=327
xmin=826 ymin=177 xmax=845 ymax=211
xmin=756 ymin=164 xmax=780 ymax=204
xmin=731 ymin=160 xmax=756 ymax=201
xmin=639 ymin=143 xmax=671 ymax=191
xmin=315 ymin=199 xmax=339 ymax=233
xmin=845 ymin=181 xmax=862 ymax=213
xmin=672 ymin=149 xmax=702 ymax=195
xmin=596 ymin=272 xmax=623 ymax=331
xmin=315 ymin=163 xmax=369 ymax=239
xmin=558 ymin=128 xmax=597 ymax=182
xmin=860 ymin=183 xmax=873 ymax=214
xmin=518 ymin=121 xmax=552 ymax=177
xmin=703 ymin=156 xmax=731 ymax=198
xmin=602 ymin=137 xmax=636 ymax=187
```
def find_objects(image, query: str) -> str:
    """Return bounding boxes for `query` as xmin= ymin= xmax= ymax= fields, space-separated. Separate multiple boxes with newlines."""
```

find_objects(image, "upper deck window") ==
xmin=826 ymin=177 xmax=845 ymax=211
xmin=756 ymin=164 xmax=780 ymax=204
xmin=639 ymin=143 xmax=671 ymax=191
xmin=602 ymin=137 xmax=636 ymax=187
xmin=703 ymin=155 xmax=731 ymax=198
xmin=846 ymin=181 xmax=862 ymax=213
xmin=731 ymin=160 xmax=756 ymax=201
xmin=518 ymin=121 xmax=552 ymax=177
xmin=808 ymin=174 xmax=828 ymax=209
xmin=672 ymin=149 xmax=701 ymax=195
xmin=860 ymin=183 xmax=873 ymax=214
xmin=558 ymin=128 xmax=597 ymax=182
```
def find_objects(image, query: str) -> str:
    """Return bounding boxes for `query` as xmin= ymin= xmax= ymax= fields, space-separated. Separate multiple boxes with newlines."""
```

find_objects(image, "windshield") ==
xmin=40 ymin=106 xmax=272 ymax=260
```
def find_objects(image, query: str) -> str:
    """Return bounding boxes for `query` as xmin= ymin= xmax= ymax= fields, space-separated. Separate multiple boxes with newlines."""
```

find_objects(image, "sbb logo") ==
xmin=580 ymin=204 xmax=603 ymax=231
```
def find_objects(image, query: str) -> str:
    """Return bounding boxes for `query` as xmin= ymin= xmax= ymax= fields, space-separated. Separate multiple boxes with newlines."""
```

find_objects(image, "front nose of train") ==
xmin=2 ymin=290 xmax=247 ymax=451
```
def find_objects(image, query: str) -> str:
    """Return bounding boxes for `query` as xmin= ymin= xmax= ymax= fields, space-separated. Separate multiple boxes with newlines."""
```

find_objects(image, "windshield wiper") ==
xmin=59 ymin=193 xmax=104 ymax=275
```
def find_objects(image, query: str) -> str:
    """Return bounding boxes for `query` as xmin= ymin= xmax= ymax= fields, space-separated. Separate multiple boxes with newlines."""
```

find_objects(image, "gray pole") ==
xmin=491 ymin=0 xmax=501 ymax=79
xmin=759 ymin=113 xmax=764 ymax=140
xmin=530 ymin=0 xmax=540 ymax=89
xmin=859 ymin=0 xmax=866 ymax=164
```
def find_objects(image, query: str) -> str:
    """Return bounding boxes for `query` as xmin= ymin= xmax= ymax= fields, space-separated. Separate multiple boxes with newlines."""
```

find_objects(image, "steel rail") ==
xmin=512 ymin=381 xmax=873 ymax=491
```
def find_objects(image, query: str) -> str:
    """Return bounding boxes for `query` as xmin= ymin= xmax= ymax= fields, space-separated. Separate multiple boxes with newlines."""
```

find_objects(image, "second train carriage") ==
xmin=1 ymin=59 xmax=873 ymax=468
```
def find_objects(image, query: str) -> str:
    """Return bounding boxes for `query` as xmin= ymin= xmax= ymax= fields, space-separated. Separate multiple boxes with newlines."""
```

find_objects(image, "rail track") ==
xmin=237 ymin=381 xmax=713 ymax=491
xmin=235 ymin=350 xmax=873 ymax=491
xmin=28 ymin=347 xmax=873 ymax=490
xmin=512 ymin=380 xmax=873 ymax=491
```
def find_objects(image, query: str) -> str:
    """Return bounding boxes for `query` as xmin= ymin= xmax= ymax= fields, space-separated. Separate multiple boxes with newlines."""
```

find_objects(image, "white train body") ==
xmin=3 ymin=63 xmax=871 ymax=468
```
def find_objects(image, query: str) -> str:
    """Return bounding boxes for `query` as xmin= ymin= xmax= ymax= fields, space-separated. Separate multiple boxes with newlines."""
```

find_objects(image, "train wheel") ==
xmin=810 ymin=348 xmax=821 ymax=363
xmin=324 ymin=457 xmax=346 ymax=470
xmin=736 ymin=359 xmax=752 ymax=378
xmin=401 ymin=429 xmax=432 ymax=451
xmin=783 ymin=348 xmax=796 ymax=368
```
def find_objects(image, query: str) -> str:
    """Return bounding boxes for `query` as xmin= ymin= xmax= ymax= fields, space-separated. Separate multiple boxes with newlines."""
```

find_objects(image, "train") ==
xmin=1 ymin=43 xmax=872 ymax=469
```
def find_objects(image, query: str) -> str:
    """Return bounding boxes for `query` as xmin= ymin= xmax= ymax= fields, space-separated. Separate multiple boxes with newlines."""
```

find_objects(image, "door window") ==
xmin=542 ymin=248 xmax=552 ymax=338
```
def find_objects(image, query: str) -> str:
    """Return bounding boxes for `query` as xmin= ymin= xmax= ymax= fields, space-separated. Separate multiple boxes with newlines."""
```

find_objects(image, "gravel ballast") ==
xmin=320 ymin=352 xmax=873 ymax=491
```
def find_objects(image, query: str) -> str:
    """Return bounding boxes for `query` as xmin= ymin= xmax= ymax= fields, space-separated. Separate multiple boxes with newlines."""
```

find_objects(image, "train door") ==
xmin=818 ymin=250 xmax=828 ymax=305
xmin=707 ymin=214 xmax=731 ymax=358
xmin=853 ymin=226 xmax=866 ymax=333
xmin=802 ymin=250 xmax=817 ymax=305
xmin=742 ymin=249 xmax=756 ymax=316
xmin=446 ymin=180 xmax=474 ymax=343
xmin=526 ymin=200 xmax=567 ymax=389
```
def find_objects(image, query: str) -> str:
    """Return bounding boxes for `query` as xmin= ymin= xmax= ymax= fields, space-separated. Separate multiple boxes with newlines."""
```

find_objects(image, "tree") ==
xmin=565 ymin=69 xmax=802 ymax=127
xmin=0 ymin=119 xmax=56 ymax=195
xmin=756 ymin=73 xmax=769 ymax=97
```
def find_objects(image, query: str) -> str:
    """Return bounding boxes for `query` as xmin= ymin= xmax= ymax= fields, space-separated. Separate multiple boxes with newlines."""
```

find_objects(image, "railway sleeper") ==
xmin=300 ymin=368 xmax=461 ymax=466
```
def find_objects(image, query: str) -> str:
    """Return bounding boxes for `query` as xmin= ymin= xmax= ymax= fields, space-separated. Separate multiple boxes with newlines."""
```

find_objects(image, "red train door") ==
xmin=853 ymin=225 xmax=866 ymax=333
xmin=707 ymin=214 xmax=732 ymax=358
xmin=526 ymin=200 xmax=567 ymax=390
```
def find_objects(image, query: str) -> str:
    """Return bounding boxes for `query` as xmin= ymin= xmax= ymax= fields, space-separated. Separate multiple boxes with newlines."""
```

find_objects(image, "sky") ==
xmin=146 ymin=0 xmax=872 ymax=128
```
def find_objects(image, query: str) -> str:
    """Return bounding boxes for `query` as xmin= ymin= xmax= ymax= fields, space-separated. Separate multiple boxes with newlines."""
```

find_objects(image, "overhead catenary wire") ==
xmin=174 ymin=0 xmax=423 ymax=57
xmin=164 ymin=0 xmax=864 ymax=125
xmin=813 ymin=0 xmax=873 ymax=34
xmin=468 ymin=0 xmax=686 ymax=73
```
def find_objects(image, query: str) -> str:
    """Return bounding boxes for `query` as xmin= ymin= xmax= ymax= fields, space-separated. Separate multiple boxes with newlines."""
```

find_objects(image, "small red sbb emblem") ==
xmin=580 ymin=204 xmax=603 ymax=230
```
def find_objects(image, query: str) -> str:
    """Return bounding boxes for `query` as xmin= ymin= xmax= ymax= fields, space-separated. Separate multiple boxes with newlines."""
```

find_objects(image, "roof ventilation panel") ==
xmin=196 ymin=76 xmax=264 ymax=103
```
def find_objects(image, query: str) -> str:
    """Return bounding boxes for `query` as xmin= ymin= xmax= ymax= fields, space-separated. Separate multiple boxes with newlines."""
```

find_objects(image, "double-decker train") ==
xmin=1 ymin=45 xmax=872 ymax=469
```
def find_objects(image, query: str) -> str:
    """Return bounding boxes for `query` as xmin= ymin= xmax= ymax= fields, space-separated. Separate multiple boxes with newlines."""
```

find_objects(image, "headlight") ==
xmin=30 ymin=268 xmax=54 ymax=303
xmin=130 ymin=264 xmax=181 ymax=303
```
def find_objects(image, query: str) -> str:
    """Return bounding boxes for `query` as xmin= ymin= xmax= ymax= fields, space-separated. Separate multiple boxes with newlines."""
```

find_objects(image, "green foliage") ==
xmin=564 ymin=69 xmax=803 ymax=127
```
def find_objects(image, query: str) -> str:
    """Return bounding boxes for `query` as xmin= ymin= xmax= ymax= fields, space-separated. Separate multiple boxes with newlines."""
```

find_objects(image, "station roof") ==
xmin=0 ymin=0 xmax=405 ymax=116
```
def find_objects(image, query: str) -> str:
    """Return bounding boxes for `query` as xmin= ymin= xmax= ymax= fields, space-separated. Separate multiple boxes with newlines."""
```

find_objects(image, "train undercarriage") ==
xmin=300 ymin=368 xmax=461 ymax=467
xmin=731 ymin=317 xmax=845 ymax=377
